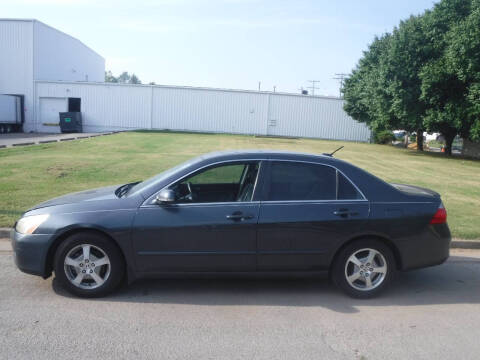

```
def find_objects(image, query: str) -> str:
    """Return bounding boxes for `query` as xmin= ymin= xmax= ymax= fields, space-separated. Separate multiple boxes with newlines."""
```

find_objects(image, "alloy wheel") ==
xmin=344 ymin=248 xmax=387 ymax=291
xmin=64 ymin=244 xmax=111 ymax=290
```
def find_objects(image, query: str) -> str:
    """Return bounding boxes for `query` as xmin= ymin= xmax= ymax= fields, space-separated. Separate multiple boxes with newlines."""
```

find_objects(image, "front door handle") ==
xmin=226 ymin=212 xmax=254 ymax=221
xmin=333 ymin=209 xmax=359 ymax=218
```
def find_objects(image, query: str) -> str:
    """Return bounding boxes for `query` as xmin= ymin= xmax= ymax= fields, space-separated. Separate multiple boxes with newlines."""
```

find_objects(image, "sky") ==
xmin=1 ymin=0 xmax=437 ymax=96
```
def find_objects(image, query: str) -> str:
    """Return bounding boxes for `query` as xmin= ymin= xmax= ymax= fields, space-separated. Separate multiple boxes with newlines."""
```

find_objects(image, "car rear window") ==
xmin=267 ymin=161 xmax=363 ymax=201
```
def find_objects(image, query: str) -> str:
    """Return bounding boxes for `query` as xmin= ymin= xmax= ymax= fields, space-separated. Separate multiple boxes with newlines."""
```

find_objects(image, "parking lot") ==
xmin=1 ymin=239 xmax=479 ymax=360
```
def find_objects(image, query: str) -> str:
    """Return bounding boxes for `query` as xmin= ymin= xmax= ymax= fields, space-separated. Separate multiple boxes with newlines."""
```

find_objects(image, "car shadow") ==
xmin=52 ymin=254 xmax=480 ymax=314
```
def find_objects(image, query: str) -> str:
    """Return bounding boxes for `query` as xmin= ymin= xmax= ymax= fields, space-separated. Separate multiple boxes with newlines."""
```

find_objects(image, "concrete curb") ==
xmin=0 ymin=132 xmax=117 ymax=148
xmin=0 ymin=228 xmax=11 ymax=238
xmin=451 ymin=240 xmax=480 ymax=250
xmin=0 ymin=227 xmax=479 ymax=249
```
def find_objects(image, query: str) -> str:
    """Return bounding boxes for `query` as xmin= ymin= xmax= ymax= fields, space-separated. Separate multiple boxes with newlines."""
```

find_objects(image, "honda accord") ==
xmin=11 ymin=150 xmax=450 ymax=298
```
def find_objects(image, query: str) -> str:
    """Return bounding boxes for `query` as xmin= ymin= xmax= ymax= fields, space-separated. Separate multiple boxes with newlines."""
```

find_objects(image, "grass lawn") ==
xmin=1 ymin=131 xmax=479 ymax=239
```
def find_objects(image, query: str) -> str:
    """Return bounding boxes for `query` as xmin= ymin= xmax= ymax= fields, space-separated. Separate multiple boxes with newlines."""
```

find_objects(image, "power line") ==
xmin=307 ymin=80 xmax=320 ymax=96
xmin=333 ymin=73 xmax=348 ymax=97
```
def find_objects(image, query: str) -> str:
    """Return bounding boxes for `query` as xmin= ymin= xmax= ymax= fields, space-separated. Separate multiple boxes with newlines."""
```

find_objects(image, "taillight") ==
xmin=430 ymin=203 xmax=447 ymax=224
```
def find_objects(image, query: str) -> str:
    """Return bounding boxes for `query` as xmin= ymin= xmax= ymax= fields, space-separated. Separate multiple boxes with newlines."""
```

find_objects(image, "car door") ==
xmin=132 ymin=161 xmax=263 ymax=272
xmin=257 ymin=160 xmax=369 ymax=271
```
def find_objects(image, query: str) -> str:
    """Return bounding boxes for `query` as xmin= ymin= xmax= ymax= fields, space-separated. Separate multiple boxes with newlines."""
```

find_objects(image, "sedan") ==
xmin=11 ymin=150 xmax=450 ymax=298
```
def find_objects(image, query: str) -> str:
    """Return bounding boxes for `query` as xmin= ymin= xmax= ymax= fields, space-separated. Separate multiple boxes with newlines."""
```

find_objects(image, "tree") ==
xmin=105 ymin=71 xmax=143 ymax=85
xmin=343 ymin=34 xmax=396 ymax=134
xmin=384 ymin=15 xmax=432 ymax=150
xmin=420 ymin=0 xmax=476 ymax=155
xmin=117 ymin=71 xmax=130 ymax=83
xmin=444 ymin=1 xmax=480 ymax=142
xmin=105 ymin=70 xmax=118 ymax=83
xmin=343 ymin=0 xmax=480 ymax=156
xmin=129 ymin=74 xmax=141 ymax=84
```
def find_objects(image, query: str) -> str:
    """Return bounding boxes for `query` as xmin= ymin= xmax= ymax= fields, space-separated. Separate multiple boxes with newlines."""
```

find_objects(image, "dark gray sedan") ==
xmin=11 ymin=150 xmax=450 ymax=298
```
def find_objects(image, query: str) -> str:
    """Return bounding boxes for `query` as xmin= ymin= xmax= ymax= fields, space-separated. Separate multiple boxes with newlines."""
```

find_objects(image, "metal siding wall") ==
xmin=152 ymin=87 xmax=268 ymax=135
xmin=35 ymin=82 xmax=151 ymax=132
xmin=35 ymin=81 xmax=371 ymax=141
xmin=268 ymin=94 xmax=371 ymax=141
xmin=34 ymin=22 xmax=104 ymax=82
xmin=0 ymin=20 xmax=34 ymax=131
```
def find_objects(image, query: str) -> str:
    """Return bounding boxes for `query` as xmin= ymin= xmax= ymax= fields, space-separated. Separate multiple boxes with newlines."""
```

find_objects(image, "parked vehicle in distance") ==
xmin=11 ymin=150 xmax=451 ymax=298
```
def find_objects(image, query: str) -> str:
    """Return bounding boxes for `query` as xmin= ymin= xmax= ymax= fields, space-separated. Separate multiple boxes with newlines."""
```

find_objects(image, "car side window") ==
xmin=267 ymin=161 xmax=363 ymax=201
xmin=267 ymin=162 xmax=337 ymax=201
xmin=186 ymin=164 xmax=245 ymax=184
xmin=170 ymin=162 xmax=260 ymax=203
xmin=337 ymin=172 xmax=363 ymax=200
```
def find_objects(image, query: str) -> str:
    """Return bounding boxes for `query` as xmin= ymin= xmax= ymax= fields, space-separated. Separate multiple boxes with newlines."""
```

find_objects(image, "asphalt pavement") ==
xmin=1 ymin=242 xmax=479 ymax=360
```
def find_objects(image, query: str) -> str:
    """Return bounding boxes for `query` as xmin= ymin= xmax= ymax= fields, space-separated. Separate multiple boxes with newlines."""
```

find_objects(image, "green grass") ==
xmin=1 ymin=131 xmax=479 ymax=239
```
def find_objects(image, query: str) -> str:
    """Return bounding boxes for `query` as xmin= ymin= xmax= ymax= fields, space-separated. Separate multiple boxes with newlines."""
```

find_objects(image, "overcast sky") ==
xmin=2 ymin=0 xmax=437 ymax=95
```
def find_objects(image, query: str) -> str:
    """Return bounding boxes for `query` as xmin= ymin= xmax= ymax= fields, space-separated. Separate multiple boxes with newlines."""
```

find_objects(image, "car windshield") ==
xmin=126 ymin=158 xmax=197 ymax=196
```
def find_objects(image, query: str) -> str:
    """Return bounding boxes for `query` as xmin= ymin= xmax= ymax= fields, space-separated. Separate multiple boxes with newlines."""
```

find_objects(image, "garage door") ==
xmin=39 ymin=97 xmax=66 ymax=133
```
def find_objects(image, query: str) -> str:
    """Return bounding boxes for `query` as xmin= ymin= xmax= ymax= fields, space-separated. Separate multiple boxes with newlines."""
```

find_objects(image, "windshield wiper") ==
xmin=115 ymin=181 xmax=141 ymax=198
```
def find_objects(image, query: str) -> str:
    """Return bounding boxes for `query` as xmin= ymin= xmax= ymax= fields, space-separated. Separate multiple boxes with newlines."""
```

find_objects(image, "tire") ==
xmin=54 ymin=232 xmax=125 ymax=298
xmin=331 ymin=239 xmax=396 ymax=298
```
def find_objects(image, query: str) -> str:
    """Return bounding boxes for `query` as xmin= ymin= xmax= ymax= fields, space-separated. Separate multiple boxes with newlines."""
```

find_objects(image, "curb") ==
xmin=0 ymin=132 xmax=117 ymax=149
xmin=0 ymin=227 xmax=479 ymax=249
xmin=451 ymin=240 xmax=480 ymax=250
xmin=0 ymin=228 xmax=11 ymax=238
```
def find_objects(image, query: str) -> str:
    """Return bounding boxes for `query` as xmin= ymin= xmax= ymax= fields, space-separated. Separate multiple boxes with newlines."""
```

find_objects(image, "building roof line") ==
xmin=0 ymin=18 xmax=104 ymax=60
xmin=34 ymin=79 xmax=344 ymax=101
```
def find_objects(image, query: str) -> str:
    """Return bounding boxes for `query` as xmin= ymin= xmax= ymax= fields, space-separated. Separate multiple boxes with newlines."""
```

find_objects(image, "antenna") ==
xmin=323 ymin=146 xmax=344 ymax=157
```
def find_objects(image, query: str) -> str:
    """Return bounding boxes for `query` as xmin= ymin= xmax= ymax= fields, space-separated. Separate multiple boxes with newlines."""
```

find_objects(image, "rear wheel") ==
xmin=54 ymin=232 xmax=125 ymax=298
xmin=332 ymin=239 xmax=395 ymax=298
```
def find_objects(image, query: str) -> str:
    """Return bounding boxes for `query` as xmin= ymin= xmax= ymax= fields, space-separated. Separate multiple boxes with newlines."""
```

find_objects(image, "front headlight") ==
xmin=15 ymin=214 xmax=50 ymax=234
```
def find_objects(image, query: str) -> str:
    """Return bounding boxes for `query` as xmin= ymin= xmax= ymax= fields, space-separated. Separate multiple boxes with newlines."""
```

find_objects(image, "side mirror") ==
xmin=155 ymin=189 xmax=175 ymax=204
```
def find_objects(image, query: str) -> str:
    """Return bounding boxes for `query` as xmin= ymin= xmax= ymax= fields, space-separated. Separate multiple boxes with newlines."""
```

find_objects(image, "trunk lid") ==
xmin=389 ymin=183 xmax=440 ymax=199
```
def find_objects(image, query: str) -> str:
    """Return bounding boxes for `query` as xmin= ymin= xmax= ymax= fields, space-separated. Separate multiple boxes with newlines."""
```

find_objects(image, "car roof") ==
xmin=195 ymin=149 xmax=339 ymax=164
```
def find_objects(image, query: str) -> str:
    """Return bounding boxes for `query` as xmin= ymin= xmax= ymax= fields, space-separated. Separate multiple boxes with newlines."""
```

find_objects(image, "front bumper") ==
xmin=10 ymin=229 xmax=54 ymax=278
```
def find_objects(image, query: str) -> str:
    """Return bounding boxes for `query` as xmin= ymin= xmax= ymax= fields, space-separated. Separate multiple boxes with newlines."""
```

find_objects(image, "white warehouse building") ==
xmin=0 ymin=19 xmax=371 ymax=141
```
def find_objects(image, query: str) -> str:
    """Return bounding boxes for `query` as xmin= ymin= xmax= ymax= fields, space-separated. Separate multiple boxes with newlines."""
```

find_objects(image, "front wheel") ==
xmin=54 ymin=232 xmax=125 ymax=298
xmin=331 ymin=239 xmax=395 ymax=298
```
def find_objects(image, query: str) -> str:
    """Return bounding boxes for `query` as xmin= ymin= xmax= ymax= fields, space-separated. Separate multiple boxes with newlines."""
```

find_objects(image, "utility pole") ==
xmin=307 ymin=80 xmax=320 ymax=96
xmin=258 ymin=81 xmax=261 ymax=92
xmin=273 ymin=85 xmax=276 ymax=93
xmin=333 ymin=73 xmax=348 ymax=97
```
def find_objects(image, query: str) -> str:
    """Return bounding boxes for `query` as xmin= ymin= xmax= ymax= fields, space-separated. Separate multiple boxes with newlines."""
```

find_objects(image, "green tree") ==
xmin=129 ymin=74 xmax=141 ymax=84
xmin=343 ymin=0 xmax=479 ymax=156
xmin=105 ymin=70 xmax=118 ymax=83
xmin=420 ymin=0 xmax=476 ymax=155
xmin=117 ymin=71 xmax=130 ymax=83
xmin=444 ymin=1 xmax=480 ymax=142
xmin=384 ymin=15 xmax=432 ymax=150
xmin=343 ymin=34 xmax=396 ymax=134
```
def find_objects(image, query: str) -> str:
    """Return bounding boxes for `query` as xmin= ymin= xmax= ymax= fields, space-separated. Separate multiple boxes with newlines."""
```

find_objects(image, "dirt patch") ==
xmin=46 ymin=165 xmax=74 ymax=179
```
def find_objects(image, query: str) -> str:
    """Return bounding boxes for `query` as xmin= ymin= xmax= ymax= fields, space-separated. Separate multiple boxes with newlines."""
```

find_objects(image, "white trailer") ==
xmin=0 ymin=95 xmax=23 ymax=133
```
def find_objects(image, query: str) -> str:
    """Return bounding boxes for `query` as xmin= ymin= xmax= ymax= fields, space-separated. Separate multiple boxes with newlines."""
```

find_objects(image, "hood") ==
xmin=30 ymin=185 xmax=120 ymax=210
xmin=390 ymin=183 xmax=440 ymax=198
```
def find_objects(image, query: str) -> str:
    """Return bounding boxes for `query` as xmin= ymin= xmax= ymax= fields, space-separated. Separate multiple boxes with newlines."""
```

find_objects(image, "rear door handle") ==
xmin=333 ymin=209 xmax=359 ymax=218
xmin=226 ymin=212 xmax=254 ymax=221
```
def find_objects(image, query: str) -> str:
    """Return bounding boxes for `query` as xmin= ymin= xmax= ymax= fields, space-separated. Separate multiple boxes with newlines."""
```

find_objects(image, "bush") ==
xmin=374 ymin=130 xmax=395 ymax=144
